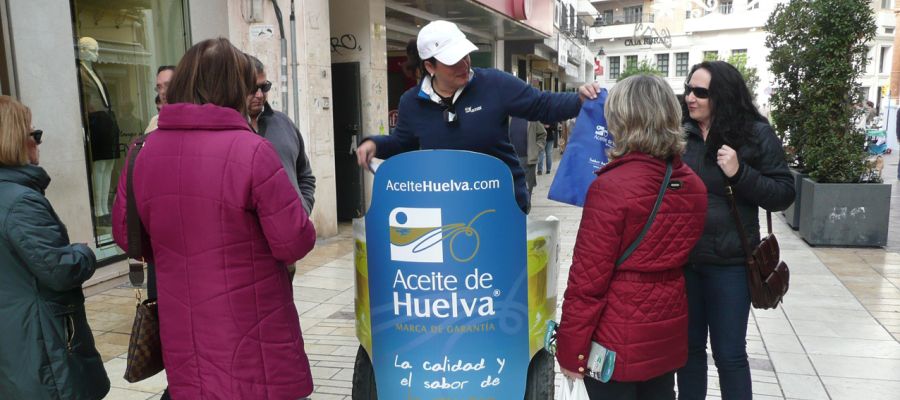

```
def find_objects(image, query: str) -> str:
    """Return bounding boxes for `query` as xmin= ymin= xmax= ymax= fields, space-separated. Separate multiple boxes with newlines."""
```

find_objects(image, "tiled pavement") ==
xmin=90 ymin=152 xmax=900 ymax=399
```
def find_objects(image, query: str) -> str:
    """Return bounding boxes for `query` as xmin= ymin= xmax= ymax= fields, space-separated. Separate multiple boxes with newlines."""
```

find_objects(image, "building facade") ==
xmin=589 ymin=0 xmax=896 ymax=114
xmin=0 ymin=0 xmax=578 ymax=286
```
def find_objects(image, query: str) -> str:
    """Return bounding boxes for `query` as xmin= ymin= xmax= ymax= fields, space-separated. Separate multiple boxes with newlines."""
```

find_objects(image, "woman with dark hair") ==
xmin=112 ymin=38 xmax=317 ymax=399
xmin=356 ymin=20 xmax=599 ymax=213
xmin=677 ymin=61 xmax=794 ymax=399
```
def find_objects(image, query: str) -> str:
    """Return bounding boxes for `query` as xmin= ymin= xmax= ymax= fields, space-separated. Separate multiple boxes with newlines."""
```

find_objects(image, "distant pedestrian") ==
xmin=556 ymin=75 xmax=707 ymax=399
xmin=678 ymin=60 xmax=794 ymax=400
xmin=538 ymin=122 xmax=558 ymax=174
xmin=0 ymin=95 xmax=110 ymax=400
xmin=509 ymin=117 xmax=546 ymax=201
xmin=112 ymin=38 xmax=317 ymax=400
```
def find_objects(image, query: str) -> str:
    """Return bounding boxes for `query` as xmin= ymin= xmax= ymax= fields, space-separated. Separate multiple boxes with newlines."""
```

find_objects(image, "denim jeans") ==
xmin=537 ymin=139 xmax=555 ymax=173
xmin=677 ymin=264 xmax=752 ymax=400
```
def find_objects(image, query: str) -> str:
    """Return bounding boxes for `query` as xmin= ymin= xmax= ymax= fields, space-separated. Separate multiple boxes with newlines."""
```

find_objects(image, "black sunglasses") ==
xmin=29 ymin=129 xmax=43 ymax=145
xmin=684 ymin=85 xmax=710 ymax=99
xmin=256 ymin=81 xmax=272 ymax=94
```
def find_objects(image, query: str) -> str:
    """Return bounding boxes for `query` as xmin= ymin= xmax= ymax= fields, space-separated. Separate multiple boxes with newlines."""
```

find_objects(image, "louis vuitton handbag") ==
xmin=123 ymin=134 xmax=164 ymax=383
xmin=724 ymin=183 xmax=790 ymax=310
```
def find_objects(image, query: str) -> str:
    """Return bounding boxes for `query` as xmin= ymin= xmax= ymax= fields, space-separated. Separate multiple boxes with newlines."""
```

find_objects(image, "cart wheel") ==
xmin=352 ymin=345 xmax=378 ymax=400
xmin=524 ymin=349 xmax=555 ymax=400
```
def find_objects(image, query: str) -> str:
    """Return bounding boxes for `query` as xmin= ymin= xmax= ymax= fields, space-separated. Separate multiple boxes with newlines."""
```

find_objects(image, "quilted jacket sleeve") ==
xmin=7 ymin=193 xmax=97 ymax=292
xmin=251 ymin=140 xmax=317 ymax=264
xmin=730 ymin=123 xmax=795 ymax=212
xmin=555 ymin=176 xmax=628 ymax=373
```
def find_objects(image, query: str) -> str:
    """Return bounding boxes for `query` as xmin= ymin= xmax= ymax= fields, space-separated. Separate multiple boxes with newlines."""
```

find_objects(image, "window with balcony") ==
xmin=555 ymin=0 xmax=562 ymax=28
xmin=675 ymin=53 xmax=689 ymax=77
xmin=569 ymin=4 xmax=576 ymax=33
xmin=720 ymin=0 xmax=734 ymax=14
xmin=656 ymin=54 xmax=670 ymax=76
xmin=609 ymin=56 xmax=621 ymax=79
xmin=603 ymin=10 xmax=613 ymax=26
xmin=624 ymin=6 xmax=643 ymax=24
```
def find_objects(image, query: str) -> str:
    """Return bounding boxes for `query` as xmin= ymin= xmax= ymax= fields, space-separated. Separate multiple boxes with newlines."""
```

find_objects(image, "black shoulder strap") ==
xmin=724 ymin=181 xmax=772 ymax=262
xmin=615 ymin=160 xmax=673 ymax=267
xmin=126 ymin=133 xmax=156 ymax=299
xmin=126 ymin=135 xmax=147 ymax=260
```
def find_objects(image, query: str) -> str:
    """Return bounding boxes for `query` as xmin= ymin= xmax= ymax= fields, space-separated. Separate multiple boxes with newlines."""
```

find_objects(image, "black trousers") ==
xmin=584 ymin=371 xmax=676 ymax=400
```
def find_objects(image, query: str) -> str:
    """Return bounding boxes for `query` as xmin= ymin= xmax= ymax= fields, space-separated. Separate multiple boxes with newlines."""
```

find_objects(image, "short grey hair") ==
xmin=605 ymin=74 xmax=685 ymax=160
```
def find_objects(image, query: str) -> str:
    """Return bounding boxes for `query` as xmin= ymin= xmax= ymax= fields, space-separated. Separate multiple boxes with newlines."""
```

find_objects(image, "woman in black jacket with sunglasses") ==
xmin=677 ymin=61 xmax=794 ymax=400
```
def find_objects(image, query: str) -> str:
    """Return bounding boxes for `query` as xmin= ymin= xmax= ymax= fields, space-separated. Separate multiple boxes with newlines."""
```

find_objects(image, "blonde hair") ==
xmin=0 ymin=96 xmax=32 ymax=166
xmin=605 ymin=74 xmax=685 ymax=160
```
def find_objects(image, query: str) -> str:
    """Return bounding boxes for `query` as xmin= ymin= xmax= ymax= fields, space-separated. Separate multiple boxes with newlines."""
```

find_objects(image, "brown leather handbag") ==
xmin=123 ymin=135 xmax=164 ymax=383
xmin=724 ymin=184 xmax=790 ymax=310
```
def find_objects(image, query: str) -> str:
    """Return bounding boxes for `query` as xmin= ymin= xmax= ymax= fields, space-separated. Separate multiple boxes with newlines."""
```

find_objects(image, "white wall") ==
xmin=7 ymin=0 xmax=94 ymax=245
xmin=191 ymin=0 xmax=339 ymax=237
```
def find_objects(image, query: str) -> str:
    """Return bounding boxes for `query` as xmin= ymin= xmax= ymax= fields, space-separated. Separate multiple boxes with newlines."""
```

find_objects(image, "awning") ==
xmin=385 ymin=0 xmax=552 ymax=51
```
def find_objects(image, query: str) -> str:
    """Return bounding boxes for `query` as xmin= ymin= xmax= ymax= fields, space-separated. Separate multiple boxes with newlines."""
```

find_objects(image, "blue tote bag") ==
xmin=548 ymin=90 xmax=612 ymax=207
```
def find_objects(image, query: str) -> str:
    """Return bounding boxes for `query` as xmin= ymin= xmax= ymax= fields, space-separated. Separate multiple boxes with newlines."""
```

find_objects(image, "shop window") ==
xmin=675 ymin=52 xmax=689 ymax=77
xmin=71 ymin=0 xmax=189 ymax=259
xmin=609 ymin=56 xmax=620 ymax=79
xmin=656 ymin=54 xmax=669 ymax=77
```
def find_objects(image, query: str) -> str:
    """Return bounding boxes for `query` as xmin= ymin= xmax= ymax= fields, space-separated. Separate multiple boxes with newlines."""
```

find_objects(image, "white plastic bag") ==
xmin=559 ymin=377 xmax=590 ymax=400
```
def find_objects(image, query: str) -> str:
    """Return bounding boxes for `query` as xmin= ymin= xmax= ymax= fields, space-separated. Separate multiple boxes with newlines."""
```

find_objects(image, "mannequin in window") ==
xmin=78 ymin=36 xmax=120 ymax=224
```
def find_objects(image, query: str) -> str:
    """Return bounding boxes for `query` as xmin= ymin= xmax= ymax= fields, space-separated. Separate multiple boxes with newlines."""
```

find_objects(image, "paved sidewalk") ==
xmin=91 ymin=152 xmax=900 ymax=399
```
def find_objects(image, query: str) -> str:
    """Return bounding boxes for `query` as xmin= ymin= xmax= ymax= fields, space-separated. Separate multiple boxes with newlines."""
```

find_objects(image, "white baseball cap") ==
xmin=417 ymin=20 xmax=478 ymax=65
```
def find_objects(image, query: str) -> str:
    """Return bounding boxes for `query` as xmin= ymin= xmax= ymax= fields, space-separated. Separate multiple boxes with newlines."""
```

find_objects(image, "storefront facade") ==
xmin=1 ymin=0 xmax=572 ymax=286
xmin=1 ymin=0 xmax=337 ymax=286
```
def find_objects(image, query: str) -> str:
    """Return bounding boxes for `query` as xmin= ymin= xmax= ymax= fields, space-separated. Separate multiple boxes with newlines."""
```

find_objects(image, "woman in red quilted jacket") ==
xmin=556 ymin=74 xmax=707 ymax=399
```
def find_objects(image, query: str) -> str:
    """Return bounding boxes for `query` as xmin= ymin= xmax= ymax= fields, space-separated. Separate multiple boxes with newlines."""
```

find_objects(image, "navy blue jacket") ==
xmin=367 ymin=68 xmax=581 ymax=212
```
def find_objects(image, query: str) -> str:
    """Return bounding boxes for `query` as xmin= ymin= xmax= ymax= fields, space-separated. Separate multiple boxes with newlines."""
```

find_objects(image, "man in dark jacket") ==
xmin=249 ymin=57 xmax=316 ymax=215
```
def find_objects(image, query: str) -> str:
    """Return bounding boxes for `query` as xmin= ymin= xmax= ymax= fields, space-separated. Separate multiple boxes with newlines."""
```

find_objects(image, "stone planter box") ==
xmin=782 ymin=168 xmax=807 ymax=230
xmin=798 ymin=177 xmax=891 ymax=247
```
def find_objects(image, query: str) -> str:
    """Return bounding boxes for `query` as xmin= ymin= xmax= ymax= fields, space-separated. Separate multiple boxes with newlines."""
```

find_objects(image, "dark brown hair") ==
xmin=403 ymin=38 xmax=434 ymax=81
xmin=166 ymin=38 xmax=255 ymax=116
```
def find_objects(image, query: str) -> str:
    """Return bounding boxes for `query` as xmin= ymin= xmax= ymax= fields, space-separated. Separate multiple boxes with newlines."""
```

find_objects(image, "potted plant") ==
xmin=766 ymin=4 xmax=810 ymax=229
xmin=766 ymin=0 xmax=887 ymax=246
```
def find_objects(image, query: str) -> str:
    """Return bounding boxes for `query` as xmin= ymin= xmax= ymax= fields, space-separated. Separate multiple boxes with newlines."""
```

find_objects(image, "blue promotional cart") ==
xmin=351 ymin=150 xmax=560 ymax=399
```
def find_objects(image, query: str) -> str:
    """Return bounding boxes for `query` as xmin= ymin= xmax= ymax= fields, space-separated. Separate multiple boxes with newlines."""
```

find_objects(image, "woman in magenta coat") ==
xmin=555 ymin=75 xmax=707 ymax=399
xmin=112 ymin=38 xmax=316 ymax=400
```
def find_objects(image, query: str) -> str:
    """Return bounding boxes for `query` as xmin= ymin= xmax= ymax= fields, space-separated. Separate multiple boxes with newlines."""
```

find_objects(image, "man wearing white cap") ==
xmin=356 ymin=20 xmax=599 ymax=213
